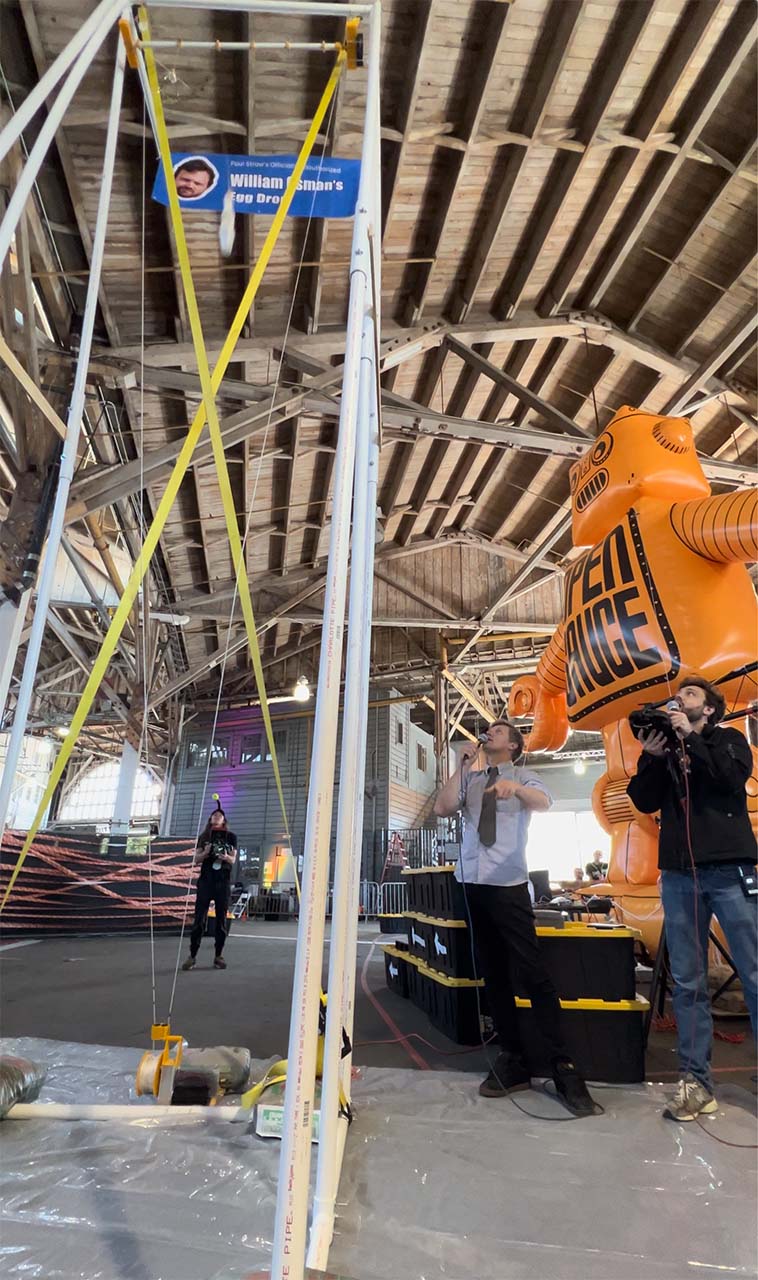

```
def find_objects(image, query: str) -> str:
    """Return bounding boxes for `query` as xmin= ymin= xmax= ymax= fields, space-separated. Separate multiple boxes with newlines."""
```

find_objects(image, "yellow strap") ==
xmin=140 ymin=12 xmax=345 ymax=882
xmin=240 ymin=1058 xmax=289 ymax=1109
xmin=0 ymin=34 xmax=346 ymax=911
xmin=240 ymin=1042 xmax=349 ymax=1114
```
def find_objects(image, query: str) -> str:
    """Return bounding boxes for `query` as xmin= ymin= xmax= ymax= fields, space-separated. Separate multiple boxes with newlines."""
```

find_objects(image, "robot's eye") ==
xmin=569 ymin=465 xmax=580 ymax=493
xmin=591 ymin=434 xmax=613 ymax=466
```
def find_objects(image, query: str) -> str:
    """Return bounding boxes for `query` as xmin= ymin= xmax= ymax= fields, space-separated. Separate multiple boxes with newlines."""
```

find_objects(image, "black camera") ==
xmin=628 ymin=702 xmax=679 ymax=747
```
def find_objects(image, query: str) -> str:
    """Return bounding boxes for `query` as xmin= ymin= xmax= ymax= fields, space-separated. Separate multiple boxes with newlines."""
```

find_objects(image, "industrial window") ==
xmin=186 ymin=737 xmax=228 ymax=768
xmin=417 ymin=744 xmax=428 ymax=773
xmin=240 ymin=730 xmax=287 ymax=765
xmin=395 ymin=719 xmax=404 ymax=746
xmin=58 ymin=762 xmax=162 ymax=824
xmin=186 ymin=737 xmax=208 ymax=769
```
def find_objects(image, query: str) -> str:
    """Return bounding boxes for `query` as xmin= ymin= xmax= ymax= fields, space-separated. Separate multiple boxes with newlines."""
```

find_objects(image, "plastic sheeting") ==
xmin=1 ymin=1037 xmax=756 ymax=1280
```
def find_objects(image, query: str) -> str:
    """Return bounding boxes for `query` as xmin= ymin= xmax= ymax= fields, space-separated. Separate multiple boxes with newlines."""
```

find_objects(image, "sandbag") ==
xmin=0 ymin=1055 xmax=46 ymax=1117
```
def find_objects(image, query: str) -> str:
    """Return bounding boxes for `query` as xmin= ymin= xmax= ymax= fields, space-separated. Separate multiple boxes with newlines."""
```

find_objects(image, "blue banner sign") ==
xmin=152 ymin=151 xmax=360 ymax=218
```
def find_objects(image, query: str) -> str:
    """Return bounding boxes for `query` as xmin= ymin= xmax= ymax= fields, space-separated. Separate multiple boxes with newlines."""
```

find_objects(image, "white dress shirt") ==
xmin=455 ymin=761 xmax=552 ymax=887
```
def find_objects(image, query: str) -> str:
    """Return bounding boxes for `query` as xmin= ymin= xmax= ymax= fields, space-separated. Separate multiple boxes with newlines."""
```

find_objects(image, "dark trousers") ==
xmin=465 ymin=882 xmax=569 ymax=1068
xmin=189 ymin=875 xmax=230 ymax=957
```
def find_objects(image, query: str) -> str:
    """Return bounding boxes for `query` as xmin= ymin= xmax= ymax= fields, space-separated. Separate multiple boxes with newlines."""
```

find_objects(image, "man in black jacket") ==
xmin=628 ymin=676 xmax=757 ymax=1121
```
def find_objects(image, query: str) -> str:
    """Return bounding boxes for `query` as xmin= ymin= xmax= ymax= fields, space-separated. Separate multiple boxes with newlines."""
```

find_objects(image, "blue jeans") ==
xmin=661 ymin=865 xmax=758 ymax=1091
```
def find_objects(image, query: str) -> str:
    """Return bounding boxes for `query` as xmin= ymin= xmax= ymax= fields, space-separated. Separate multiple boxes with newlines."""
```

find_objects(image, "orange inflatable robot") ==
xmin=509 ymin=406 xmax=758 ymax=954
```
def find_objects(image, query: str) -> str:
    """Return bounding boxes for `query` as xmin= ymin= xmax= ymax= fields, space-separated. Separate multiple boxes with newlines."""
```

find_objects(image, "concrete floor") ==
xmin=1 ymin=921 xmax=755 ymax=1083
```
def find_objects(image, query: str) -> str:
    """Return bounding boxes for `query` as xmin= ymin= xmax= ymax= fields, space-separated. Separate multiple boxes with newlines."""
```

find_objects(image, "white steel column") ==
xmin=112 ymin=740 xmax=139 ymax=834
xmin=0 ymin=592 xmax=31 ymax=725
xmin=269 ymin=9 xmax=381 ymax=1278
xmin=0 ymin=41 xmax=126 ymax=842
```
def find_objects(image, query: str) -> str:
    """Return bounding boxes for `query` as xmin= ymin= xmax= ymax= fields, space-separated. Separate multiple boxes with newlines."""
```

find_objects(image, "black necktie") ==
xmin=478 ymin=767 xmax=499 ymax=847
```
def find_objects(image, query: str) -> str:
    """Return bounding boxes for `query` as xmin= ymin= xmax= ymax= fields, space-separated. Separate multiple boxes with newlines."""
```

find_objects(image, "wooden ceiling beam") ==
xmin=490 ymin=1 xmax=655 ymax=321
xmin=64 ymin=316 xmax=756 ymax=521
xmin=674 ymin=252 xmax=758 ymax=362
xmin=377 ymin=391 xmax=755 ymax=484
xmin=445 ymin=0 xmax=586 ymax=325
xmin=393 ymin=324 xmax=591 ymax=548
xmin=627 ymin=140 xmax=758 ymax=331
xmin=278 ymin=416 xmax=301 ymax=576
xmin=445 ymin=336 xmax=591 ymax=439
xmin=455 ymin=339 xmax=565 ymax=537
xmin=303 ymin=20 xmax=348 ymax=335
xmin=102 ymin=314 xmax=581 ymax=365
xmin=425 ymin=343 xmax=537 ymax=542
xmin=383 ymin=340 xmax=451 ymax=532
xmin=17 ymin=0 xmax=123 ymax=347
xmin=537 ymin=0 xmax=722 ymax=317
xmin=441 ymin=667 xmax=495 ymax=724
xmin=400 ymin=1 xmax=514 ymax=325
xmin=67 ymin=365 xmax=346 ymax=517
xmin=395 ymin=342 xmax=499 ymax=545
xmin=451 ymin=513 xmax=573 ymax=667
xmin=574 ymin=1 xmax=756 ymax=312
xmin=664 ymin=311 xmax=758 ymax=415
xmin=373 ymin=569 xmax=460 ymax=623
xmin=382 ymin=0 xmax=439 ymax=243
xmin=492 ymin=352 xmax=630 ymax=546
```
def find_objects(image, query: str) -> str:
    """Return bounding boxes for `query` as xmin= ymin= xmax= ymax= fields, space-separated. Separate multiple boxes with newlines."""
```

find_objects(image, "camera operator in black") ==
xmin=182 ymin=803 xmax=237 ymax=971
xmin=627 ymin=676 xmax=757 ymax=1122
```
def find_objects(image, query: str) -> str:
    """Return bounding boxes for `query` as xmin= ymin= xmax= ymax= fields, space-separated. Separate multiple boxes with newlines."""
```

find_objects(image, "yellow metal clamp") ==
xmin=135 ymin=1023 xmax=184 ymax=1098
xmin=342 ymin=17 xmax=363 ymax=70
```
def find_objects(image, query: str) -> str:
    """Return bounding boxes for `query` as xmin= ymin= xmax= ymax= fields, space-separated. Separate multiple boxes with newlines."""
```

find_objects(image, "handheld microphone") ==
xmin=477 ymin=732 xmax=489 ymax=744
xmin=665 ymin=698 xmax=682 ymax=713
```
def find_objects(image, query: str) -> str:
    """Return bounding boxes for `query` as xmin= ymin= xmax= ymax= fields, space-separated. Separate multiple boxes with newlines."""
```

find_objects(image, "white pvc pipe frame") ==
xmin=270 ymin=7 xmax=381 ymax=1279
xmin=0 ymin=4 xmax=381 ymax=1277
xmin=0 ymin=38 xmax=127 ymax=840
xmin=0 ymin=0 xmax=124 ymax=168
xmin=0 ymin=1 xmax=123 ymax=271
xmin=306 ymin=85 xmax=382 ymax=1274
xmin=5 ymin=1103 xmax=247 ymax=1122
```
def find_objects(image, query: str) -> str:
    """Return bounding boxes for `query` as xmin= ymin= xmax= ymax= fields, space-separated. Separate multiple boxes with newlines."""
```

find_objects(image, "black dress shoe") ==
xmin=479 ymin=1052 xmax=531 ymax=1098
xmin=552 ymin=1059 xmax=601 ymax=1116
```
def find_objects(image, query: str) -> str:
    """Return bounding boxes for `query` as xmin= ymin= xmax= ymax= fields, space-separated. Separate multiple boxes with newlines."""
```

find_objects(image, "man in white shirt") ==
xmin=434 ymin=720 xmax=598 ymax=1116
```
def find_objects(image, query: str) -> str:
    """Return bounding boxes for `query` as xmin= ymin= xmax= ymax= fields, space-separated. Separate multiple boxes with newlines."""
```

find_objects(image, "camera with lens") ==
xmin=628 ymin=702 xmax=680 ymax=747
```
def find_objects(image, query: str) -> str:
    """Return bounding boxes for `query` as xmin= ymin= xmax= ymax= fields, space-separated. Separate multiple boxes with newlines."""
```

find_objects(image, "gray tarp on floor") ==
xmin=1 ymin=1038 xmax=756 ymax=1280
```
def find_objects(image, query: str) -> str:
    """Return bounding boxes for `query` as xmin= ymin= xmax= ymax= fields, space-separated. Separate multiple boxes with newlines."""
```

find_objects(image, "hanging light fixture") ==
xmin=573 ymin=758 xmax=587 ymax=776
xmin=293 ymin=675 xmax=311 ymax=703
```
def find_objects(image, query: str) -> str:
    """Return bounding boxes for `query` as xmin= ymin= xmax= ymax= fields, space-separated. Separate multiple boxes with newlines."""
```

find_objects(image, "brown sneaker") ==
xmin=213 ymin=955 xmax=227 ymax=970
xmin=181 ymin=956 xmax=195 ymax=971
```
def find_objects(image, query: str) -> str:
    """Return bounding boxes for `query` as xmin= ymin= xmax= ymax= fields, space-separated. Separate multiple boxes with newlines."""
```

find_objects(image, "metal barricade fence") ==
xmin=230 ymin=881 xmax=380 ymax=921
xmin=377 ymin=880 xmax=407 ymax=917
xmin=359 ymin=879 xmax=379 ymax=919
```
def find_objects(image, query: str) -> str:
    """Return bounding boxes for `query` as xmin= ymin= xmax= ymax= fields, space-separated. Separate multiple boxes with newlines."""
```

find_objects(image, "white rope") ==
xmin=138 ymin=90 xmax=158 ymax=1030
xmin=164 ymin=80 xmax=341 ymax=1022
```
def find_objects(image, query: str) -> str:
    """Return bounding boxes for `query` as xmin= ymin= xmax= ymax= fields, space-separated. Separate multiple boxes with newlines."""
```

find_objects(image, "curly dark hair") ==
xmin=677 ymin=675 xmax=726 ymax=725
